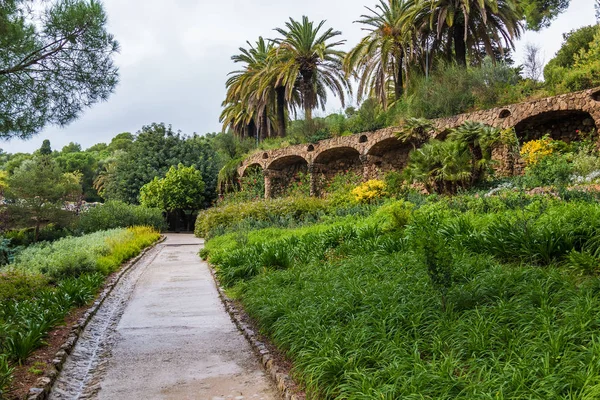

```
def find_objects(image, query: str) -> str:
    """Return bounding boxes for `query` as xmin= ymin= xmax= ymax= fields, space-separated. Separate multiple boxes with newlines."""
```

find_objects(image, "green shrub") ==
xmin=373 ymin=200 xmax=414 ymax=231
xmin=521 ymin=153 xmax=573 ymax=188
xmin=195 ymin=197 xmax=331 ymax=239
xmin=77 ymin=201 xmax=166 ymax=233
xmin=8 ymin=227 xmax=160 ymax=280
xmin=0 ymin=272 xmax=48 ymax=302
xmin=3 ymin=224 xmax=71 ymax=247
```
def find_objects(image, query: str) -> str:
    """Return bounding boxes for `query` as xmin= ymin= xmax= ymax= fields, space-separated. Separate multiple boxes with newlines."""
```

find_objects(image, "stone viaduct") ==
xmin=238 ymin=87 xmax=600 ymax=198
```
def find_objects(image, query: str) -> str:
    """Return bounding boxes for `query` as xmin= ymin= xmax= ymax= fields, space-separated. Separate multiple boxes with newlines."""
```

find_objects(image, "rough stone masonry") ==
xmin=238 ymin=87 xmax=600 ymax=198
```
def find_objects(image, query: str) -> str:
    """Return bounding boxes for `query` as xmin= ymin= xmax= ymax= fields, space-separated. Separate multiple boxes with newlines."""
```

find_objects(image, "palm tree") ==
xmin=221 ymin=37 xmax=277 ymax=139
xmin=429 ymin=0 xmax=522 ymax=66
xmin=272 ymin=16 xmax=350 ymax=123
xmin=404 ymin=139 xmax=471 ymax=193
xmin=449 ymin=121 xmax=499 ymax=183
xmin=344 ymin=0 xmax=422 ymax=108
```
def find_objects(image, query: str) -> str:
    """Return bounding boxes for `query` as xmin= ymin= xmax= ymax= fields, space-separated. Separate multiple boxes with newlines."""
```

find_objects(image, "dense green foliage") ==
xmin=0 ymin=0 xmax=119 ymax=139
xmin=5 ymin=156 xmax=81 ymax=241
xmin=544 ymin=25 xmax=600 ymax=92
xmin=101 ymin=123 xmax=221 ymax=205
xmin=202 ymin=192 xmax=600 ymax=399
xmin=77 ymin=201 xmax=166 ymax=233
xmin=9 ymin=227 xmax=159 ymax=280
xmin=140 ymin=164 xmax=205 ymax=213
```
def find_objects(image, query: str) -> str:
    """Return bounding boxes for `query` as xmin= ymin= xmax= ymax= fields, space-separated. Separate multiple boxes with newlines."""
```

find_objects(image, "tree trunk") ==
xmin=247 ymin=119 xmax=257 ymax=139
xmin=260 ymin=114 xmax=268 ymax=140
xmin=34 ymin=220 xmax=40 ymax=242
xmin=276 ymin=86 xmax=287 ymax=138
xmin=301 ymin=69 xmax=314 ymax=123
xmin=453 ymin=21 xmax=467 ymax=67
xmin=394 ymin=52 xmax=404 ymax=101
xmin=470 ymin=144 xmax=484 ymax=184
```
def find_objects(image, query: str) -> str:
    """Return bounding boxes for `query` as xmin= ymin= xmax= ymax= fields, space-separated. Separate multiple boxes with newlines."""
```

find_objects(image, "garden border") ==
xmin=208 ymin=265 xmax=303 ymax=400
xmin=25 ymin=235 xmax=167 ymax=400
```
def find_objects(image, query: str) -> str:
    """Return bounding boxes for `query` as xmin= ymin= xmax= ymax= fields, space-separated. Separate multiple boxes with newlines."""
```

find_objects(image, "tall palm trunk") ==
xmin=453 ymin=22 xmax=467 ymax=67
xmin=275 ymin=86 xmax=287 ymax=137
xmin=394 ymin=51 xmax=404 ymax=100
xmin=301 ymin=69 xmax=314 ymax=123
xmin=260 ymin=113 xmax=269 ymax=140
xmin=469 ymin=144 xmax=484 ymax=184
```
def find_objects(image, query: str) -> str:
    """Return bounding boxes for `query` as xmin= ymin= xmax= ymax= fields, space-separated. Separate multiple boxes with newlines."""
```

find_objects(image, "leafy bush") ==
xmin=520 ymin=136 xmax=556 ymax=166
xmin=77 ymin=201 xmax=166 ymax=233
xmin=0 ymin=272 xmax=48 ymax=302
xmin=195 ymin=197 xmax=331 ymax=239
xmin=8 ymin=227 xmax=160 ymax=280
xmin=3 ymin=224 xmax=72 ymax=247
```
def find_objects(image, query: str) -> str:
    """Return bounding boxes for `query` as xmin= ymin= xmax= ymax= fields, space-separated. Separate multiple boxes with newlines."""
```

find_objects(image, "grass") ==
xmin=203 ymin=194 xmax=600 ymax=399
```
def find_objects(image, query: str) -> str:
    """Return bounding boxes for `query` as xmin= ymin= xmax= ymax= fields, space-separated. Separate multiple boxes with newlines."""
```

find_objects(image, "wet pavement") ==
xmin=49 ymin=234 xmax=278 ymax=400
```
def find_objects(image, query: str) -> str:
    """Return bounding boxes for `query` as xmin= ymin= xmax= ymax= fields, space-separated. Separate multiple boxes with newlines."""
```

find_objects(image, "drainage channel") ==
xmin=48 ymin=245 xmax=163 ymax=400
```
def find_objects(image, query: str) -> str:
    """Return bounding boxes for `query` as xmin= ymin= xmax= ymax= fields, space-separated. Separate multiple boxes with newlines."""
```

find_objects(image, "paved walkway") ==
xmin=51 ymin=234 xmax=278 ymax=400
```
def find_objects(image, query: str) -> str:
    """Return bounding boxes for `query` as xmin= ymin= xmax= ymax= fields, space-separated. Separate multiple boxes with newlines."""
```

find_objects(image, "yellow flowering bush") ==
xmin=352 ymin=180 xmax=387 ymax=203
xmin=520 ymin=136 xmax=554 ymax=166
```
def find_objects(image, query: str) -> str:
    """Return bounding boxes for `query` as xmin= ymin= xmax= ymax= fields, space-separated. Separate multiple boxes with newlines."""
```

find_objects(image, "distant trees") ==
xmin=101 ymin=123 xmax=221 ymax=205
xmin=522 ymin=43 xmax=544 ymax=82
xmin=344 ymin=0 xmax=417 ymax=108
xmin=0 ymin=0 xmax=119 ymax=140
xmin=222 ymin=0 xmax=546 ymax=136
xmin=544 ymin=25 xmax=600 ymax=91
xmin=5 ymin=157 xmax=81 ymax=241
xmin=273 ymin=16 xmax=350 ymax=124
xmin=140 ymin=164 xmax=205 ymax=231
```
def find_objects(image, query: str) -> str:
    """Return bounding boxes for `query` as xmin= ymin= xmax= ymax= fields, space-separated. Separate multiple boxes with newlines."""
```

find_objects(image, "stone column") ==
xmin=360 ymin=154 xmax=381 ymax=180
xmin=263 ymin=169 xmax=277 ymax=199
xmin=308 ymin=163 xmax=323 ymax=197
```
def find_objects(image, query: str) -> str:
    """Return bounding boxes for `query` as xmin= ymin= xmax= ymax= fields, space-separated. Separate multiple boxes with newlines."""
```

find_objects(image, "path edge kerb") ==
xmin=207 ymin=264 xmax=302 ymax=400
xmin=26 ymin=235 xmax=167 ymax=400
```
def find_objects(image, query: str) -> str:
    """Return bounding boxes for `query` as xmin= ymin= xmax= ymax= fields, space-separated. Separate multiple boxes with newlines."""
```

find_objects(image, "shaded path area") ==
xmin=50 ymin=234 xmax=277 ymax=400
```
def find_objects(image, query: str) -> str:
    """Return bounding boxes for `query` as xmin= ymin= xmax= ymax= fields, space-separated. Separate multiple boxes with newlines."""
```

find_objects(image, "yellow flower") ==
xmin=352 ymin=180 xmax=387 ymax=203
xmin=520 ymin=137 xmax=554 ymax=166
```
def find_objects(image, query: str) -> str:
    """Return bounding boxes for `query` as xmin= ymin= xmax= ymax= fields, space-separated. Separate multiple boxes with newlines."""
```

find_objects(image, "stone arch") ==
xmin=241 ymin=162 xmax=263 ymax=177
xmin=591 ymin=89 xmax=600 ymax=102
xmin=514 ymin=110 xmax=598 ymax=144
xmin=499 ymin=109 xmax=511 ymax=119
xmin=365 ymin=137 xmax=413 ymax=178
xmin=313 ymin=146 xmax=363 ymax=193
xmin=265 ymin=155 xmax=309 ymax=198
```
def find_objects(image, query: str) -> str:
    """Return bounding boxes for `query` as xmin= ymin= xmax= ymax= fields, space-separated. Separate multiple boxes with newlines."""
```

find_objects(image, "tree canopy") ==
xmin=0 ymin=0 xmax=119 ymax=139
xmin=140 ymin=164 xmax=205 ymax=213
xmin=5 ymin=156 xmax=81 ymax=241
xmin=101 ymin=123 xmax=221 ymax=206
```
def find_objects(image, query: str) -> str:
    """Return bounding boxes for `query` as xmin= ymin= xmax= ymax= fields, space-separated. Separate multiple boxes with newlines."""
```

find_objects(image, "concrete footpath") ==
xmin=60 ymin=233 xmax=278 ymax=400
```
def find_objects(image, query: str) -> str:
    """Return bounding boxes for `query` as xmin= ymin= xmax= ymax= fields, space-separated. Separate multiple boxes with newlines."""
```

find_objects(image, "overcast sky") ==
xmin=3 ymin=0 xmax=598 ymax=154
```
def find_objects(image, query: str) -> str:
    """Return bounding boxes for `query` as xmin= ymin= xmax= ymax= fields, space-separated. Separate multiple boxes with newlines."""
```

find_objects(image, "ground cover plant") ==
xmin=0 ymin=227 xmax=160 ymax=396
xmin=200 ymin=191 xmax=600 ymax=399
